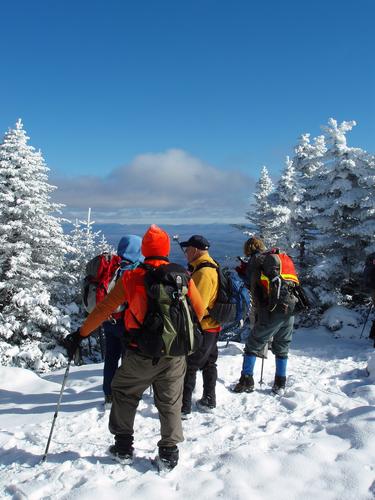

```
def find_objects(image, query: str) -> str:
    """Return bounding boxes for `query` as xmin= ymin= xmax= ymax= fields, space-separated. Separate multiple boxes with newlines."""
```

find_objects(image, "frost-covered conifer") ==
xmin=246 ymin=166 xmax=275 ymax=247
xmin=310 ymin=118 xmax=375 ymax=304
xmin=359 ymin=152 xmax=375 ymax=256
xmin=269 ymin=156 xmax=300 ymax=251
xmin=292 ymin=133 xmax=327 ymax=272
xmin=0 ymin=120 xmax=70 ymax=369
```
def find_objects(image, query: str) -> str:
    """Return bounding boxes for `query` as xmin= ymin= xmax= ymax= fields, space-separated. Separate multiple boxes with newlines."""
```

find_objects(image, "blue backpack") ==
xmin=193 ymin=261 xmax=251 ymax=327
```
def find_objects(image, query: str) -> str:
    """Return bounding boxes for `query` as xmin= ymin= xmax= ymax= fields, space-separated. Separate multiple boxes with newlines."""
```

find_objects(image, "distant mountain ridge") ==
xmin=64 ymin=223 xmax=251 ymax=267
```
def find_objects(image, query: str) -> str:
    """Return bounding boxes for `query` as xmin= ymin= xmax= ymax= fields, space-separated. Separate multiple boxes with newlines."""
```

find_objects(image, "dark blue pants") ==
xmin=103 ymin=321 xmax=126 ymax=396
xmin=182 ymin=331 xmax=218 ymax=410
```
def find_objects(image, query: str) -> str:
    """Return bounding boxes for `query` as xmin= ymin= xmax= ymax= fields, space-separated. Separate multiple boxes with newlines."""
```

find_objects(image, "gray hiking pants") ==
xmin=109 ymin=350 xmax=186 ymax=447
xmin=245 ymin=308 xmax=295 ymax=358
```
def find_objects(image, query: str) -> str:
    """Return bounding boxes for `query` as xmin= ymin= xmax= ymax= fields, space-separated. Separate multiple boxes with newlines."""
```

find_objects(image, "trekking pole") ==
xmin=360 ymin=304 xmax=374 ymax=339
xmin=172 ymin=235 xmax=185 ymax=256
xmin=41 ymin=358 xmax=72 ymax=462
xmin=259 ymin=357 xmax=265 ymax=386
xmin=88 ymin=336 xmax=92 ymax=356
xmin=259 ymin=341 xmax=270 ymax=386
xmin=99 ymin=326 xmax=105 ymax=361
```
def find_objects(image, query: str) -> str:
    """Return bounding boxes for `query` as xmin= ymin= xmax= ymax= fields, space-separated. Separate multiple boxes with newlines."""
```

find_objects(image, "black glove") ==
xmin=63 ymin=329 xmax=82 ymax=360
xmin=235 ymin=260 xmax=247 ymax=278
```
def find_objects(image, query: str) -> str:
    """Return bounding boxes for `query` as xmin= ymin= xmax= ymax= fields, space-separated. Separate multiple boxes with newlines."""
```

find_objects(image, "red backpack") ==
xmin=82 ymin=253 xmax=122 ymax=313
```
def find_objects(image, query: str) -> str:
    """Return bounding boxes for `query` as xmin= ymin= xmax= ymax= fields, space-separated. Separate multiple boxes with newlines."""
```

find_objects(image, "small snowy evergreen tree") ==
xmin=292 ymin=133 xmax=327 ymax=272
xmin=268 ymin=156 xmax=300 ymax=252
xmin=0 ymin=120 xmax=70 ymax=370
xmin=246 ymin=166 xmax=275 ymax=247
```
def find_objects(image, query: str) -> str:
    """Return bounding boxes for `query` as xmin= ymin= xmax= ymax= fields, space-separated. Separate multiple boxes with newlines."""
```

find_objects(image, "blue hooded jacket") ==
xmin=117 ymin=235 xmax=143 ymax=272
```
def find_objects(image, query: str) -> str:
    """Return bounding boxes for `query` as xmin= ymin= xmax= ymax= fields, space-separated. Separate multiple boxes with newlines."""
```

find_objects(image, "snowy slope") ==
xmin=1 ymin=326 xmax=374 ymax=500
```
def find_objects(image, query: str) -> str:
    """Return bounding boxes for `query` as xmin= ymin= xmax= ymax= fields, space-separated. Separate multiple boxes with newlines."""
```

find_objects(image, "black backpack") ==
xmin=131 ymin=263 xmax=201 ymax=358
xmin=193 ymin=261 xmax=250 ymax=326
xmin=256 ymin=250 xmax=310 ymax=314
xmin=364 ymin=253 xmax=375 ymax=289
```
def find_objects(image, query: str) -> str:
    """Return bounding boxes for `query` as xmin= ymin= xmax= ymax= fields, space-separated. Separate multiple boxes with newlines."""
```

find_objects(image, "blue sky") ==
xmin=0 ymin=0 xmax=374 ymax=223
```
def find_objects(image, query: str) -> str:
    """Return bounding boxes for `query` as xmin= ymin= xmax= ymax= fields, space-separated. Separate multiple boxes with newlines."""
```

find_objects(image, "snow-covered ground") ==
xmin=1 ymin=325 xmax=374 ymax=500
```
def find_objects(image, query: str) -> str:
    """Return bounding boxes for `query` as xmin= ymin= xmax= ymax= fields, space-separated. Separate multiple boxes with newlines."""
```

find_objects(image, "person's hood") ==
xmin=117 ymin=235 xmax=143 ymax=264
xmin=141 ymin=224 xmax=170 ymax=258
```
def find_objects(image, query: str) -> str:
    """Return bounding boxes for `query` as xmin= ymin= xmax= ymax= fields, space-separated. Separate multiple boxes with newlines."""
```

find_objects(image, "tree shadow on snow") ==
xmin=43 ymin=367 xmax=103 ymax=384
xmin=0 ymin=446 xmax=81 ymax=467
xmin=326 ymin=367 xmax=370 ymax=396
xmin=0 ymin=383 xmax=160 ymax=417
xmin=0 ymin=384 xmax=103 ymax=415
xmin=291 ymin=328 xmax=371 ymax=362
xmin=331 ymin=367 xmax=369 ymax=381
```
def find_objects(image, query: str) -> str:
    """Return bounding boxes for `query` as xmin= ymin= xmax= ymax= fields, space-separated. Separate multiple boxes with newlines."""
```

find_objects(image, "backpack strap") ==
xmin=138 ymin=262 xmax=156 ymax=272
xmin=192 ymin=261 xmax=218 ymax=274
xmin=129 ymin=308 xmax=142 ymax=327
xmin=191 ymin=261 xmax=221 ymax=320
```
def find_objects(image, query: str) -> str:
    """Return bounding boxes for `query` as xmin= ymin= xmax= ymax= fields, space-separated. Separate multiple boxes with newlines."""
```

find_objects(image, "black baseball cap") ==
xmin=180 ymin=235 xmax=210 ymax=250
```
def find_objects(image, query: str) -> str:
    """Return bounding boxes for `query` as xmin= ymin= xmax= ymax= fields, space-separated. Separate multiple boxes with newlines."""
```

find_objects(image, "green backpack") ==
xmin=131 ymin=262 xmax=201 ymax=358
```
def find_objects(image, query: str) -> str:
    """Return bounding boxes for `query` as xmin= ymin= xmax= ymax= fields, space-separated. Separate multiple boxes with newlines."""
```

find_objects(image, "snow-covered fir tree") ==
xmin=309 ymin=118 xmax=375 ymax=304
xmin=268 ymin=156 xmax=300 ymax=252
xmin=246 ymin=166 xmax=275 ymax=247
xmin=291 ymin=133 xmax=327 ymax=273
xmin=0 ymin=120 xmax=70 ymax=370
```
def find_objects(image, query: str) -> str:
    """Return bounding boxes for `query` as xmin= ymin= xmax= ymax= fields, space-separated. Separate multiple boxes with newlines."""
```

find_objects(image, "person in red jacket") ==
xmin=64 ymin=225 xmax=204 ymax=470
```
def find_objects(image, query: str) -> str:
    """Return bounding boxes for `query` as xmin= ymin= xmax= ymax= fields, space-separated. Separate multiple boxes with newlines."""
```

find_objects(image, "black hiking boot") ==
xmin=272 ymin=375 xmax=286 ymax=395
xmin=104 ymin=394 xmax=113 ymax=410
xmin=196 ymin=394 xmax=216 ymax=410
xmin=108 ymin=434 xmax=134 ymax=464
xmin=181 ymin=404 xmax=191 ymax=420
xmin=156 ymin=445 xmax=179 ymax=471
xmin=232 ymin=374 xmax=254 ymax=393
xmin=181 ymin=392 xmax=192 ymax=419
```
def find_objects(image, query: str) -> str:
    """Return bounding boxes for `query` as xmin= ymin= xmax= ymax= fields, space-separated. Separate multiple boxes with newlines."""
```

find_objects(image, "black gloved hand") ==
xmin=235 ymin=260 xmax=247 ymax=278
xmin=63 ymin=329 xmax=82 ymax=360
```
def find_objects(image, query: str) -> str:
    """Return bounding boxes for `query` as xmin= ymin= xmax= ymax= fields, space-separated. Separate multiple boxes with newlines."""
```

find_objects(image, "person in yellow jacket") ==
xmin=180 ymin=235 xmax=221 ymax=416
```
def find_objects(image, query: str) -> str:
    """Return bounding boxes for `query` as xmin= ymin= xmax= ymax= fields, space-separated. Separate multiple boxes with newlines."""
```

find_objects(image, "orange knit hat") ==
xmin=141 ymin=224 xmax=170 ymax=258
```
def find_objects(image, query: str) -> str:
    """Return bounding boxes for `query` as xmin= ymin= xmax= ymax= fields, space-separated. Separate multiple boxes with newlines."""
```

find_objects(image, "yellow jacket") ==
xmin=189 ymin=252 xmax=220 ymax=331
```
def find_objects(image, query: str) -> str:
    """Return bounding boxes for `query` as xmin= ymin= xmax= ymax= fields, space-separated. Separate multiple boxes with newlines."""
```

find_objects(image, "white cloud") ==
xmin=52 ymin=149 xmax=255 ymax=222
